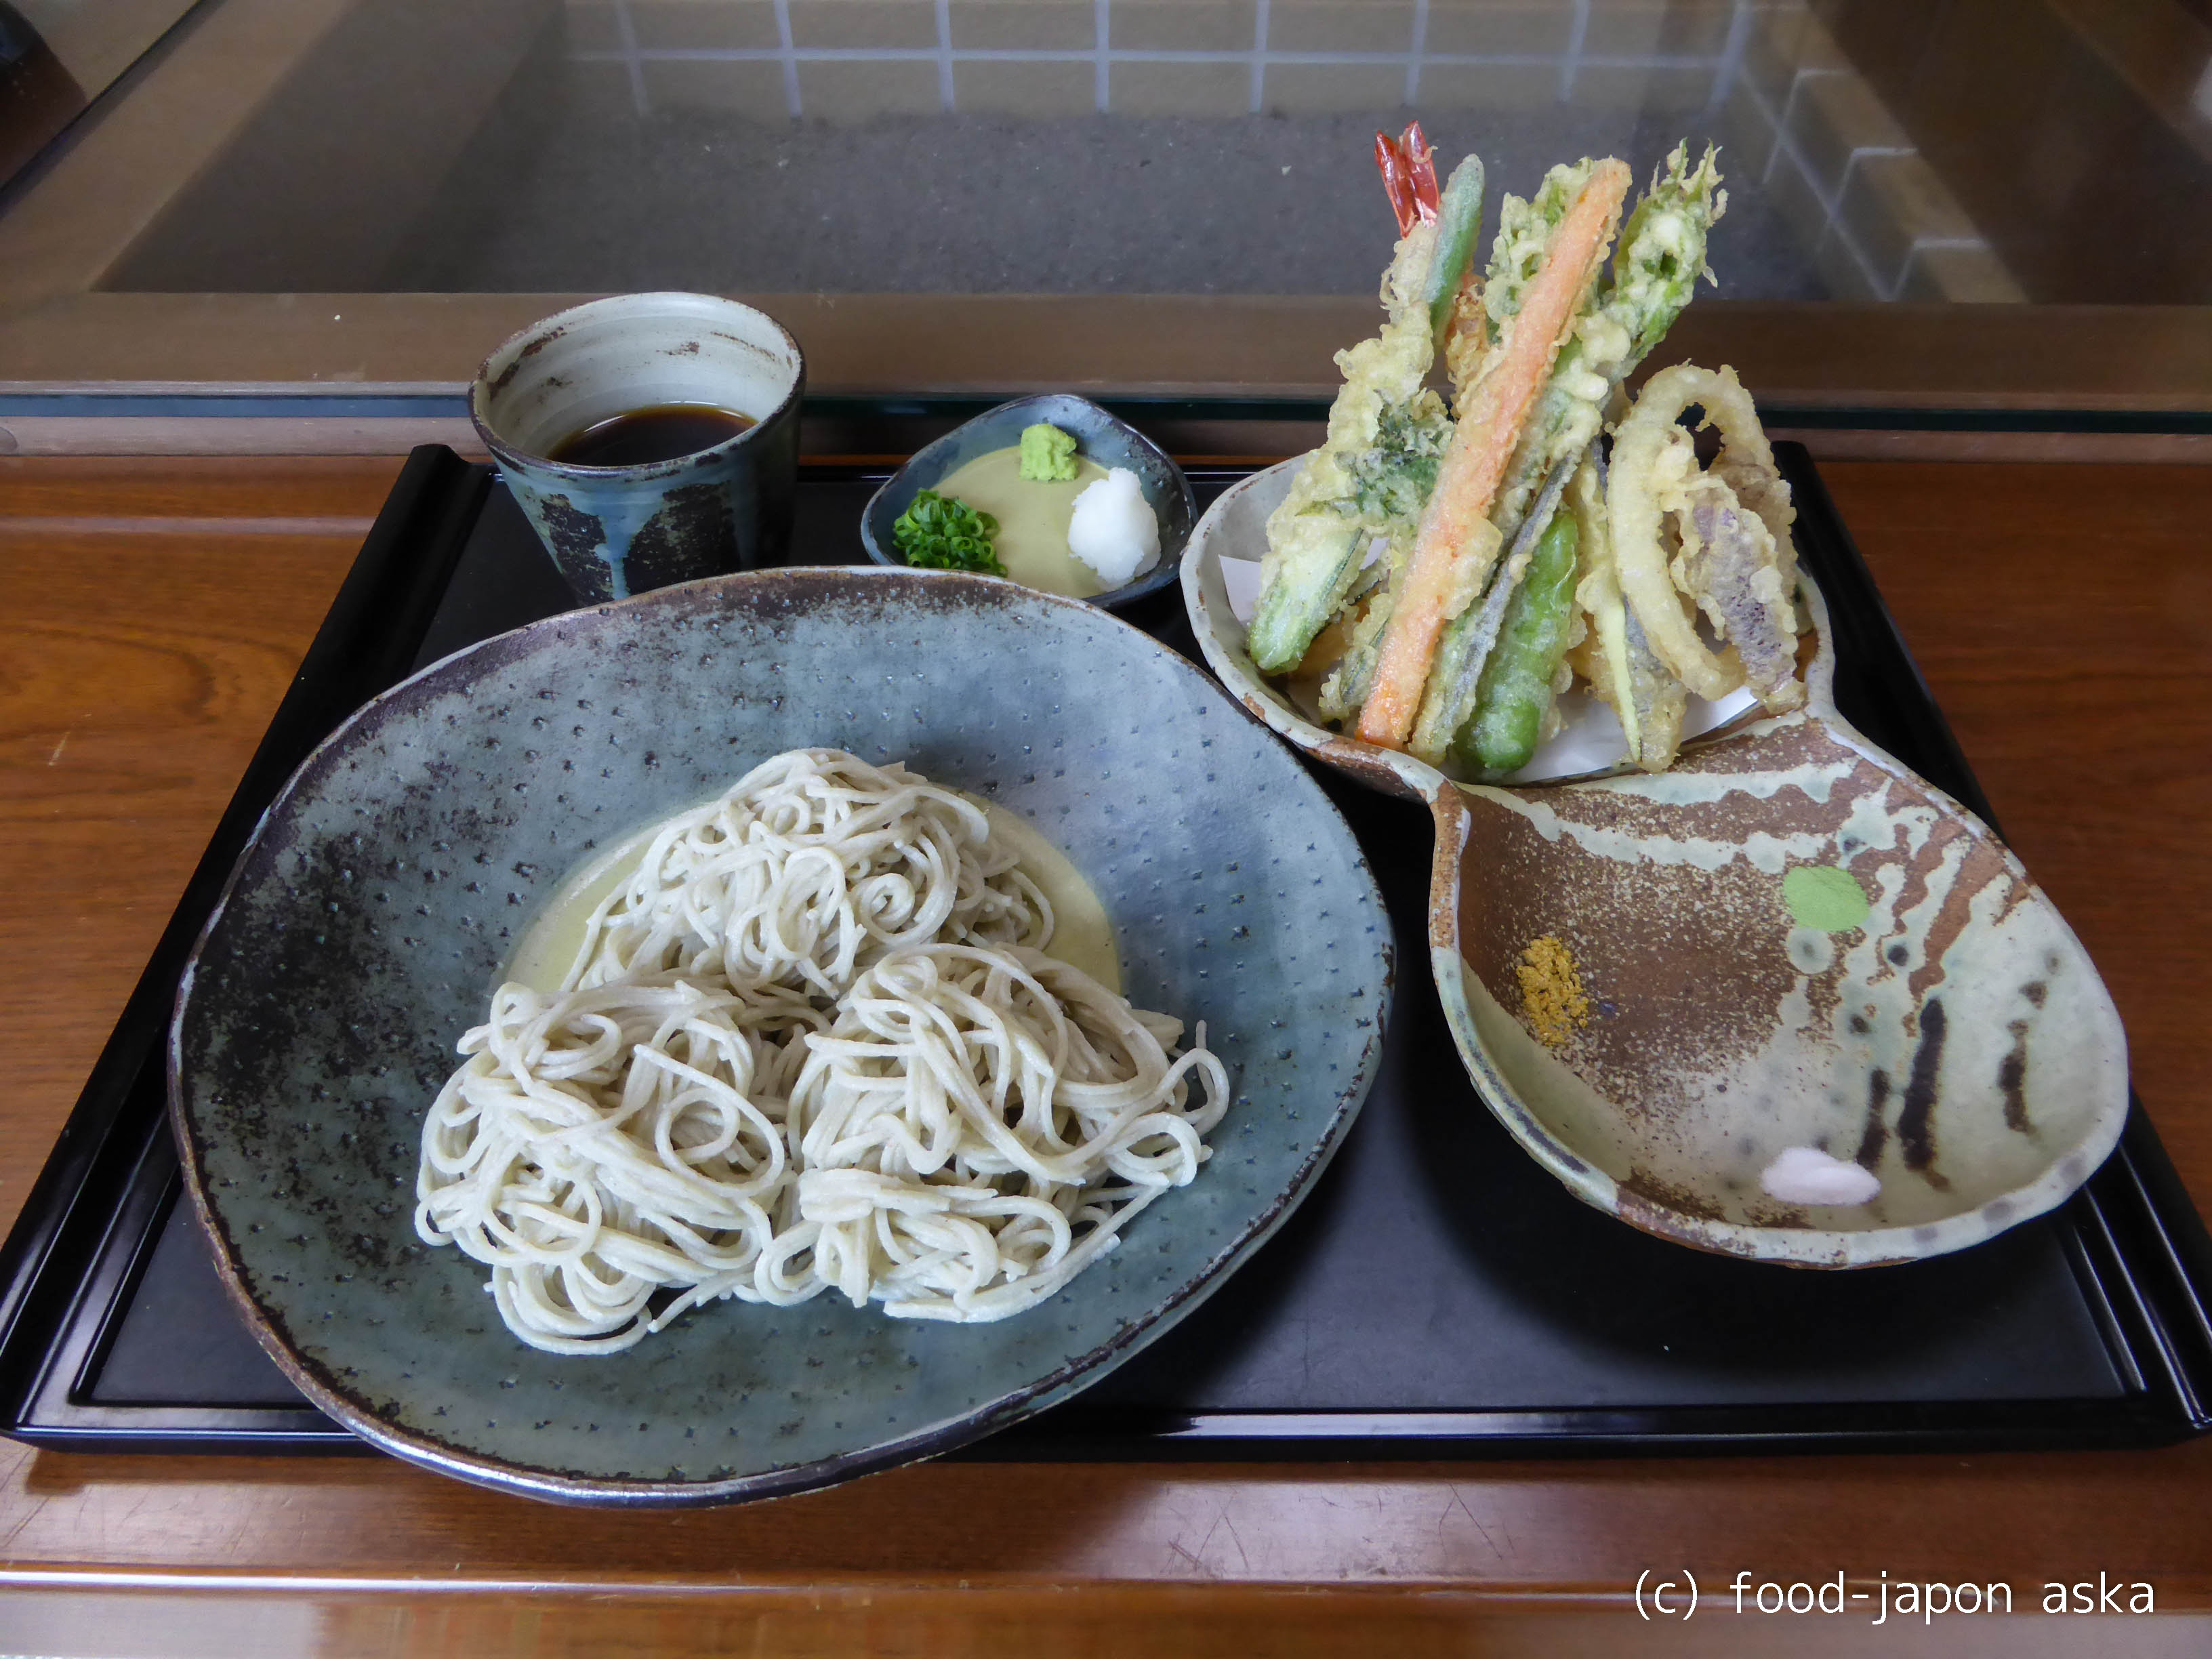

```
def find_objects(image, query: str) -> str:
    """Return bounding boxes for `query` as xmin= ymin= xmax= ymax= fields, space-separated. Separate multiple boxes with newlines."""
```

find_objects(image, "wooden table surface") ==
xmin=2 ymin=453 xmax=2209 ymax=1655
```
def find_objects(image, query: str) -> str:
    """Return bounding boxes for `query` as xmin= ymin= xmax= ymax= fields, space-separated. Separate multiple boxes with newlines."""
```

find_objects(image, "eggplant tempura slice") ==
xmin=1671 ymin=453 xmax=1801 ymax=710
xmin=1609 ymin=363 xmax=1802 ymax=713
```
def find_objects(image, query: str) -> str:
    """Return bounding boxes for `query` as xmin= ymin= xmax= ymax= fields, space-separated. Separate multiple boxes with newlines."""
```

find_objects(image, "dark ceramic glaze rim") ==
xmin=468 ymin=292 xmax=807 ymax=480
xmin=858 ymin=393 xmax=1198 ymax=610
xmin=167 ymin=565 xmax=1393 ymax=1507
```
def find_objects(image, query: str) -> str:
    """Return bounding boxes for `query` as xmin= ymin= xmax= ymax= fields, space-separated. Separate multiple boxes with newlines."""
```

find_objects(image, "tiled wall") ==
xmin=566 ymin=0 xmax=1764 ymax=122
xmin=565 ymin=0 xmax=2020 ymax=300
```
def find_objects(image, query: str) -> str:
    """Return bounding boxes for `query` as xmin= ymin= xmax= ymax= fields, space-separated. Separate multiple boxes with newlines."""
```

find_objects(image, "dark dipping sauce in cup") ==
xmin=550 ymin=404 xmax=756 ymax=467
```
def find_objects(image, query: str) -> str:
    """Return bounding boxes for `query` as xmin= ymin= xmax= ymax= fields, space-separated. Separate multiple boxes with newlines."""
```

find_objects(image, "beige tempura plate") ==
xmin=1185 ymin=459 xmax=2129 ymax=1267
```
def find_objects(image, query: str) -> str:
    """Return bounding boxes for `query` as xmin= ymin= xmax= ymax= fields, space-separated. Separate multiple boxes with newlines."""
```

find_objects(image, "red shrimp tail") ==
xmin=1374 ymin=122 xmax=1441 ymax=236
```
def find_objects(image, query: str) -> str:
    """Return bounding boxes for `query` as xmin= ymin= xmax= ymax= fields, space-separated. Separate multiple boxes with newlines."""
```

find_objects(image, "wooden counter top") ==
xmin=2 ymin=452 xmax=2209 ymax=1652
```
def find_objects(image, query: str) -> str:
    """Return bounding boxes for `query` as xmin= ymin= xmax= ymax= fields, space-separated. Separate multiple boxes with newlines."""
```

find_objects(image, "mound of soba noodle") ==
xmin=415 ymin=749 xmax=1229 ymax=1354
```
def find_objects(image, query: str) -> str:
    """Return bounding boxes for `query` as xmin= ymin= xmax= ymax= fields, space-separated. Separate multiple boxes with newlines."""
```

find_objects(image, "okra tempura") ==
xmin=1248 ymin=131 xmax=1802 ymax=778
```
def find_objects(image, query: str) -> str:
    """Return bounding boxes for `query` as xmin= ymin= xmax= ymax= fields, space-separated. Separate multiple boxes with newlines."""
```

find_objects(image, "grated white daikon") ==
xmin=1066 ymin=468 xmax=1160 ymax=588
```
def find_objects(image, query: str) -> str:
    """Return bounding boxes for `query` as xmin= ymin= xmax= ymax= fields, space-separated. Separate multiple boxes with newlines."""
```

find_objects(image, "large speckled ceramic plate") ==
xmin=170 ymin=567 xmax=1391 ymax=1505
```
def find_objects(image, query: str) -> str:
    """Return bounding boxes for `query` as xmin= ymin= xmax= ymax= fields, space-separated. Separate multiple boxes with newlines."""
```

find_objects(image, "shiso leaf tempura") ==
xmin=1246 ymin=136 xmax=1803 ymax=776
xmin=1244 ymin=123 xmax=1483 ymax=678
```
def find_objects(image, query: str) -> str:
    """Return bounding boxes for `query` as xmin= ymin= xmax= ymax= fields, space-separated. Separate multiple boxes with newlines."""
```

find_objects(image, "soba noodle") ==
xmin=414 ymin=750 xmax=1228 ymax=1354
xmin=562 ymin=747 xmax=1053 ymax=997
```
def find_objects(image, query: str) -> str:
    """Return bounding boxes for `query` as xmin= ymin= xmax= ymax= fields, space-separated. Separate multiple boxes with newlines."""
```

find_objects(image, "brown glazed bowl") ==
xmin=1184 ymin=459 xmax=2130 ymax=1267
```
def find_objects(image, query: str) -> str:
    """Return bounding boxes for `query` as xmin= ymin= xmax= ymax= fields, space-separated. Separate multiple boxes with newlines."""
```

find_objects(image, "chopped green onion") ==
xmin=893 ymin=489 xmax=1006 ymax=575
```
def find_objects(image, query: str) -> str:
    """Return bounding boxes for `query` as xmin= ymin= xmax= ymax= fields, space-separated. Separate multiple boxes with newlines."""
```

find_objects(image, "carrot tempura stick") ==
xmin=1355 ymin=159 xmax=1632 ymax=751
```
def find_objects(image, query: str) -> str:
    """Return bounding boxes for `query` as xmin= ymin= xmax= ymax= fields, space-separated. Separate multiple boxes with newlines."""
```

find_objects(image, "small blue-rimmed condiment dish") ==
xmin=860 ymin=394 xmax=1197 ymax=611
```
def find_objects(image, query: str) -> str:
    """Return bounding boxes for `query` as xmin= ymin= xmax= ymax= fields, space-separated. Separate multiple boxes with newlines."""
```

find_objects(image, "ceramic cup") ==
xmin=470 ymin=293 xmax=804 ymax=602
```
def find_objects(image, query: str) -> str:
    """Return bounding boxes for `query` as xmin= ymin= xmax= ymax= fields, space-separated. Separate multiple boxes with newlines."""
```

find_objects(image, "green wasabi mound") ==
xmin=1019 ymin=422 xmax=1080 ymax=482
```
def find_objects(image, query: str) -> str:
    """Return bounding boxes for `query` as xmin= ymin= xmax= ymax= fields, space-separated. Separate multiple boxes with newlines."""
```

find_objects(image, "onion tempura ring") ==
xmin=1609 ymin=363 xmax=1790 ymax=700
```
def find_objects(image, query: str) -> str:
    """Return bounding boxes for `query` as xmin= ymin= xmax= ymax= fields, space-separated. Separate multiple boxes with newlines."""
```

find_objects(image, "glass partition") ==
xmin=1 ymin=0 xmax=2208 ymax=406
xmin=0 ymin=0 xmax=195 ymax=186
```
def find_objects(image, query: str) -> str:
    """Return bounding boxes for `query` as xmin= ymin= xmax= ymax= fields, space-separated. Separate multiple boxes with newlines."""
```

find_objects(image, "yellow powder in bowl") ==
xmin=1517 ymin=935 xmax=1591 ymax=1050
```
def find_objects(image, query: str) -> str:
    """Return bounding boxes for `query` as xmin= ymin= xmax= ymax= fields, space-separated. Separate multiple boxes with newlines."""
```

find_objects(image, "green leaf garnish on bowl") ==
xmin=893 ymin=489 xmax=1006 ymax=575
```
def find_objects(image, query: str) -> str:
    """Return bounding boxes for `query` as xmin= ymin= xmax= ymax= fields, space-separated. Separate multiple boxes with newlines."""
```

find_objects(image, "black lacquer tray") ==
xmin=4 ymin=425 xmax=2208 ymax=1460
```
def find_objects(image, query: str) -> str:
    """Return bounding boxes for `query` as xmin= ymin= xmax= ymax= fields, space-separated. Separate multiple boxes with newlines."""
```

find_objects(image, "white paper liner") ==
xmin=1215 ymin=550 xmax=1757 ymax=784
